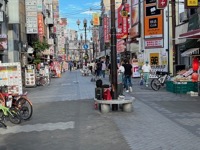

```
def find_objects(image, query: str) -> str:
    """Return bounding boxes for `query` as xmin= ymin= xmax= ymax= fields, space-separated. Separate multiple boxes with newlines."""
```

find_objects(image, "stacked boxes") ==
xmin=166 ymin=81 xmax=198 ymax=94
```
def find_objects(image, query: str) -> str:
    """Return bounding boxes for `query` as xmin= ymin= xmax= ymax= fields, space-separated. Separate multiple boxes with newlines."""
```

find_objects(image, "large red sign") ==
xmin=38 ymin=13 xmax=44 ymax=36
xmin=103 ymin=16 xmax=110 ymax=43
xmin=117 ymin=3 xmax=129 ymax=39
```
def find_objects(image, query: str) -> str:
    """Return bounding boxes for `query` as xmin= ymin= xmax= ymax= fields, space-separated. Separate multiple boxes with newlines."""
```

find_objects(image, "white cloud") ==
xmin=85 ymin=2 xmax=100 ymax=7
xmin=81 ymin=10 xmax=97 ymax=15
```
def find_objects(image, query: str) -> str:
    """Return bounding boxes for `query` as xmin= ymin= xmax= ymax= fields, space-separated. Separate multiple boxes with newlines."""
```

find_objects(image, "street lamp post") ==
xmin=77 ymin=19 xmax=94 ymax=66
xmin=83 ymin=19 xmax=88 ymax=66
xmin=80 ymin=33 xmax=83 ymax=68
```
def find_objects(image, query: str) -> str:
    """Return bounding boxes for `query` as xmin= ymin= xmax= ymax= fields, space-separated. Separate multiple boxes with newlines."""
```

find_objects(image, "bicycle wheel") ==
xmin=40 ymin=77 xmax=48 ymax=86
xmin=0 ymin=121 xmax=7 ymax=128
xmin=151 ymin=79 xmax=161 ymax=91
xmin=9 ymin=107 xmax=21 ymax=124
xmin=16 ymin=97 xmax=33 ymax=120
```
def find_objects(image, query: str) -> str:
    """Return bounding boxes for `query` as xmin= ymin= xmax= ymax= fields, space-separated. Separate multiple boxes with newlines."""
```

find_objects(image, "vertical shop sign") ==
xmin=129 ymin=0 xmax=140 ymax=38
xmin=144 ymin=1 xmax=163 ymax=39
xmin=104 ymin=16 xmax=110 ymax=43
xmin=38 ymin=13 xmax=44 ymax=36
xmin=25 ymin=0 xmax=38 ymax=34
xmin=117 ymin=3 xmax=129 ymax=39
xmin=93 ymin=13 xmax=100 ymax=26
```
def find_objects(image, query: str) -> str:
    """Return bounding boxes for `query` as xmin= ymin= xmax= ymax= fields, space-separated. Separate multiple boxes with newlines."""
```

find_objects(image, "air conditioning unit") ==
xmin=180 ymin=11 xmax=188 ymax=23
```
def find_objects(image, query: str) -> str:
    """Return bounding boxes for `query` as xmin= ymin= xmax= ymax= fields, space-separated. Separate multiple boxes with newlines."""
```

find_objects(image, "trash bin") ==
xmin=95 ymin=88 xmax=103 ymax=100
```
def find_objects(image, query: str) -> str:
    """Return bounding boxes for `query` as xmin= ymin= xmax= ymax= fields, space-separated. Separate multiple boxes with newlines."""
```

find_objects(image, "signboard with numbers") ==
xmin=144 ymin=0 xmax=164 ymax=39
xmin=25 ymin=64 xmax=36 ymax=87
xmin=25 ymin=0 xmax=38 ymax=34
xmin=0 ymin=62 xmax=23 ymax=94
xmin=144 ymin=38 xmax=163 ymax=48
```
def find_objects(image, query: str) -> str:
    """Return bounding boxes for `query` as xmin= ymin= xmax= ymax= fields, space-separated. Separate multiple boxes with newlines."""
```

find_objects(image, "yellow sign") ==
xmin=150 ymin=53 xmax=159 ymax=65
xmin=92 ymin=13 xmax=100 ymax=26
xmin=186 ymin=0 xmax=198 ymax=7
xmin=121 ymin=11 xmax=128 ymax=17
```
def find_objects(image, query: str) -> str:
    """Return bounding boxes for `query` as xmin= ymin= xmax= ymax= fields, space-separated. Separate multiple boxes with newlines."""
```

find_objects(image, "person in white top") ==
xmin=101 ymin=61 xmax=107 ymax=78
xmin=142 ymin=61 xmax=151 ymax=87
xmin=118 ymin=64 xmax=125 ymax=73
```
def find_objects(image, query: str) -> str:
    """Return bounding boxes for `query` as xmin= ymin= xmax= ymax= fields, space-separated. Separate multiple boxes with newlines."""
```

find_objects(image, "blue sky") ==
xmin=59 ymin=0 xmax=101 ymax=37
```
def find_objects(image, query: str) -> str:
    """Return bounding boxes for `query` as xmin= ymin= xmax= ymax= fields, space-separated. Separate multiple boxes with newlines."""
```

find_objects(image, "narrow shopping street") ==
xmin=1 ymin=70 xmax=200 ymax=150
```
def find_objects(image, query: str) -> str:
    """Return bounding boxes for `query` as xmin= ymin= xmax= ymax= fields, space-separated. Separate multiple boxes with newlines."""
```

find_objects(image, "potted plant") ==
xmin=32 ymin=40 xmax=50 ymax=69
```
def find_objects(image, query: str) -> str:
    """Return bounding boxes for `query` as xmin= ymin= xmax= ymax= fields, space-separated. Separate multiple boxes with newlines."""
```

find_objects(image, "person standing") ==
xmin=69 ymin=61 xmax=73 ymax=72
xmin=119 ymin=61 xmax=125 ymax=88
xmin=123 ymin=59 xmax=133 ymax=92
xmin=117 ymin=62 xmax=125 ymax=96
xmin=142 ymin=61 xmax=151 ymax=87
xmin=101 ymin=61 xmax=106 ymax=78
xmin=96 ymin=60 xmax=102 ymax=78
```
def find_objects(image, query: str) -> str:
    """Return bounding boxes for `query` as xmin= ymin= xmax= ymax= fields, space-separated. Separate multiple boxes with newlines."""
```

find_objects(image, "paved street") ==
xmin=1 ymin=70 xmax=200 ymax=150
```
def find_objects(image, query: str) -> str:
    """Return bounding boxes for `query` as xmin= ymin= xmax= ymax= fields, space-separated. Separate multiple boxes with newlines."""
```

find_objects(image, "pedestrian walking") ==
xmin=123 ymin=59 xmax=133 ymax=92
xmin=90 ymin=61 xmax=95 ymax=75
xmin=142 ymin=61 xmax=151 ymax=87
xmin=117 ymin=63 xmax=125 ymax=96
xmin=101 ymin=61 xmax=106 ymax=78
xmin=119 ymin=61 xmax=125 ymax=88
xmin=96 ymin=60 xmax=102 ymax=78
xmin=69 ymin=61 xmax=73 ymax=72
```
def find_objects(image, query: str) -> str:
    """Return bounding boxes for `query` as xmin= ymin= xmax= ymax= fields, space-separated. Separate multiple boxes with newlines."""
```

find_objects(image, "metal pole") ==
xmin=93 ymin=42 xmax=95 ymax=59
xmin=96 ymin=42 xmax=98 ymax=58
xmin=171 ymin=0 xmax=176 ymax=71
xmin=167 ymin=4 xmax=170 ymax=73
xmin=110 ymin=0 xmax=118 ymax=102
xmin=84 ymin=25 xmax=87 ymax=66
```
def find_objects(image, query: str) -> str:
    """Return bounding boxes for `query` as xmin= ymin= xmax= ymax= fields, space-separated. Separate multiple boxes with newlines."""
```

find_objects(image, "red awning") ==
xmin=179 ymin=29 xmax=200 ymax=39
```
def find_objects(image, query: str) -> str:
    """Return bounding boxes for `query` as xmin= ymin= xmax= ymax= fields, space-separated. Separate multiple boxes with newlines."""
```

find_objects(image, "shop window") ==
xmin=190 ymin=9 xmax=197 ymax=16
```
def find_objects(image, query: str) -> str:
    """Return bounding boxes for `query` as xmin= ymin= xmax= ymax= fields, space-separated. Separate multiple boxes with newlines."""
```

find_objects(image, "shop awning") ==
xmin=179 ymin=29 xmax=200 ymax=39
xmin=181 ymin=48 xmax=199 ymax=57
xmin=96 ymin=49 xmax=111 ymax=59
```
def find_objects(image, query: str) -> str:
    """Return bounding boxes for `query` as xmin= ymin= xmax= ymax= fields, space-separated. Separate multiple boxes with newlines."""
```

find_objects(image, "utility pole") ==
xmin=110 ymin=0 xmax=118 ymax=107
xmin=171 ymin=0 xmax=176 ymax=71
xmin=84 ymin=19 xmax=88 ymax=66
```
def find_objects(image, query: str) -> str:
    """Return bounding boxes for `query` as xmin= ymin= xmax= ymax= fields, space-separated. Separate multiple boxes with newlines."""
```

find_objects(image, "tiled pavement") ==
xmin=26 ymin=70 xmax=200 ymax=150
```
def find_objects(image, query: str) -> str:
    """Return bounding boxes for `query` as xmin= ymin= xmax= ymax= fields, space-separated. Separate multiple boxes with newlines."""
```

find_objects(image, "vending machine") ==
xmin=25 ymin=64 xmax=36 ymax=87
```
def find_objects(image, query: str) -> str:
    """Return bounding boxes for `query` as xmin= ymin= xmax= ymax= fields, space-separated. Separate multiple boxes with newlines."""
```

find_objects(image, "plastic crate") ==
xmin=187 ymin=82 xmax=198 ymax=92
xmin=166 ymin=81 xmax=174 ymax=92
xmin=173 ymin=82 xmax=198 ymax=93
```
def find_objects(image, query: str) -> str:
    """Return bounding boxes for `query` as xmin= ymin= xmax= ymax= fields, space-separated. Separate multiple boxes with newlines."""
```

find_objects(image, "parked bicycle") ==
xmin=0 ymin=86 xmax=33 ymax=120
xmin=0 ymin=120 xmax=7 ymax=128
xmin=36 ymin=73 xmax=49 ymax=86
xmin=151 ymin=71 xmax=171 ymax=91
xmin=0 ymin=89 xmax=21 ymax=125
xmin=12 ymin=92 xmax=33 ymax=120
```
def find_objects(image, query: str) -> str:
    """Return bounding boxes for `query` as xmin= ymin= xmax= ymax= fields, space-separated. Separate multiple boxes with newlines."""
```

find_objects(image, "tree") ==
xmin=32 ymin=40 xmax=50 ymax=64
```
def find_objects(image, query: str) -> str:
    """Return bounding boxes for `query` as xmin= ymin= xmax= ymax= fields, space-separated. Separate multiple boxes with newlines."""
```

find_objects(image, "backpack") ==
xmin=96 ymin=79 xmax=102 ymax=88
